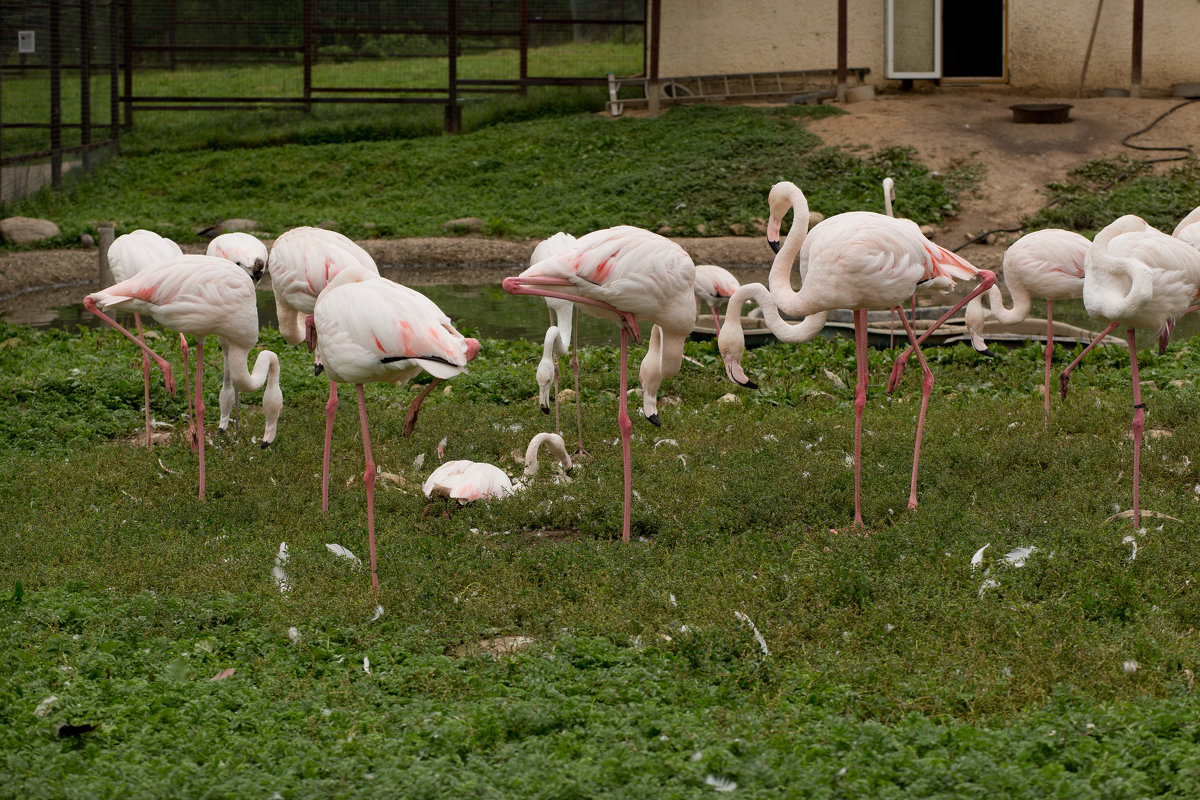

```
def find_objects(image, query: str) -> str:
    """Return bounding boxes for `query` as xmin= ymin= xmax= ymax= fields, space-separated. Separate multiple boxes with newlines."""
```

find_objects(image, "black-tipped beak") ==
xmin=768 ymin=239 xmax=781 ymax=254
xmin=978 ymin=347 xmax=997 ymax=359
xmin=540 ymin=405 xmax=551 ymax=415
xmin=260 ymin=439 xmax=272 ymax=450
xmin=314 ymin=363 xmax=324 ymax=377
xmin=740 ymin=379 xmax=759 ymax=390
xmin=645 ymin=413 xmax=661 ymax=428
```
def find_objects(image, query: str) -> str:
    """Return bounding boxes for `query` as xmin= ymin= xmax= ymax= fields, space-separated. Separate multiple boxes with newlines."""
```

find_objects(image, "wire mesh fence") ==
xmin=1 ymin=1 xmax=645 ymax=204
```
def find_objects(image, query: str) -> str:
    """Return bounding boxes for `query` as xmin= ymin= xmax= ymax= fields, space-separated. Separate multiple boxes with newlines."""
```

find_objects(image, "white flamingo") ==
xmin=531 ymin=232 xmax=585 ymax=452
xmin=503 ymin=225 xmax=696 ymax=541
xmin=963 ymin=228 xmax=1090 ymax=421
xmin=313 ymin=266 xmax=480 ymax=589
xmin=84 ymin=255 xmax=283 ymax=499
xmin=1060 ymin=215 xmax=1200 ymax=527
xmin=206 ymin=232 xmax=270 ymax=431
xmin=717 ymin=181 xmax=995 ymax=526
xmin=105 ymin=229 xmax=183 ymax=448
xmin=693 ymin=263 xmax=740 ymax=331
xmin=422 ymin=432 xmax=574 ymax=504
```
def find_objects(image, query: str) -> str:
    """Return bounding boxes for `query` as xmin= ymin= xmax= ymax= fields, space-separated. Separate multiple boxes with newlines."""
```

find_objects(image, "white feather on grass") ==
xmin=288 ymin=627 xmax=301 ymax=645
xmin=1123 ymin=535 xmax=1138 ymax=562
xmin=371 ymin=605 xmax=385 ymax=621
xmin=272 ymin=542 xmax=291 ymax=592
xmin=1002 ymin=546 xmax=1036 ymax=567
xmin=325 ymin=543 xmax=361 ymax=568
xmin=970 ymin=543 xmax=990 ymax=572
xmin=704 ymin=775 xmax=738 ymax=792
xmin=734 ymin=611 xmax=769 ymax=657
xmin=363 ymin=656 xmax=371 ymax=674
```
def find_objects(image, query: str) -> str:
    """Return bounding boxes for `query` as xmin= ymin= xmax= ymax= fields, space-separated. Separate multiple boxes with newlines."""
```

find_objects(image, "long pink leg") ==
xmin=889 ymin=308 xmax=896 ymax=350
xmin=1127 ymin=328 xmax=1145 ymax=529
xmin=1161 ymin=302 xmax=1200 ymax=354
xmin=402 ymin=379 xmax=442 ymax=437
xmin=852 ymin=309 xmax=869 ymax=528
xmin=194 ymin=338 xmax=206 ymax=500
xmin=355 ymin=383 xmax=380 ymax=590
xmin=897 ymin=306 xmax=935 ymax=511
xmin=133 ymin=313 xmax=152 ymax=449
xmin=572 ymin=307 xmax=587 ymax=457
xmin=82 ymin=297 xmax=175 ymax=394
xmin=322 ymin=380 xmax=338 ymax=512
xmin=709 ymin=303 xmax=721 ymax=333
xmin=1059 ymin=321 xmax=1121 ymax=399
xmin=618 ymin=325 xmax=633 ymax=542
xmin=1043 ymin=300 xmax=1054 ymax=425
xmin=180 ymin=334 xmax=197 ymax=452
xmin=886 ymin=271 xmax=997 ymax=393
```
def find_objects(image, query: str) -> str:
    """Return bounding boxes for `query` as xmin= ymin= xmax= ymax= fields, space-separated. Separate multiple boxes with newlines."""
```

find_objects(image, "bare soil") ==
xmin=5 ymin=88 xmax=1198 ymax=320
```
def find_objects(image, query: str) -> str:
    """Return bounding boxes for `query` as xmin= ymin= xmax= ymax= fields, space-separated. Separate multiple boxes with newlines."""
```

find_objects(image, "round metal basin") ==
xmin=1010 ymin=103 xmax=1073 ymax=124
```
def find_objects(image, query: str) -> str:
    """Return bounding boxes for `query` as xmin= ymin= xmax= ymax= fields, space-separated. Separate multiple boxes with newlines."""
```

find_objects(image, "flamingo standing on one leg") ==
xmin=84 ymin=255 xmax=284 ymax=499
xmin=503 ymin=225 xmax=697 ymax=541
xmin=716 ymin=181 xmax=996 ymax=527
xmin=963 ymin=229 xmax=1090 ymax=423
xmin=313 ymin=266 xmax=480 ymax=589
xmin=1062 ymin=215 xmax=1200 ymax=527
xmin=206 ymin=232 xmax=270 ymax=434
xmin=693 ymin=263 xmax=740 ymax=331
xmin=106 ymin=230 xmax=183 ymax=448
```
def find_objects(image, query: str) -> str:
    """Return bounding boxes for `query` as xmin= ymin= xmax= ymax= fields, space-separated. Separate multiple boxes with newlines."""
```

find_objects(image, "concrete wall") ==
xmin=654 ymin=0 xmax=1200 ymax=95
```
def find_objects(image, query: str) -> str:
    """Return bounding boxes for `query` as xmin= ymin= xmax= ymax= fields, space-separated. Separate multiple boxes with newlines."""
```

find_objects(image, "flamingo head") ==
xmin=963 ymin=294 xmax=991 ymax=354
xmin=250 ymin=257 xmax=266 ymax=282
xmin=766 ymin=180 xmax=808 ymax=254
xmin=535 ymin=355 xmax=555 ymax=412
xmin=717 ymin=312 xmax=756 ymax=389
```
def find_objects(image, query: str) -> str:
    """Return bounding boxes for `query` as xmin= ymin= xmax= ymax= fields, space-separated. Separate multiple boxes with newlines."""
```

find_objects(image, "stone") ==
xmin=919 ymin=224 xmax=939 ymax=238
xmin=718 ymin=393 xmax=743 ymax=404
xmin=658 ymin=225 xmax=673 ymax=235
xmin=845 ymin=85 xmax=875 ymax=103
xmin=807 ymin=211 xmax=825 ymax=230
xmin=79 ymin=233 xmax=95 ymax=247
xmin=442 ymin=217 xmax=484 ymax=233
xmin=694 ymin=223 xmax=707 ymax=234
xmin=220 ymin=218 xmax=260 ymax=233
xmin=316 ymin=220 xmax=338 ymax=231
xmin=749 ymin=217 xmax=768 ymax=234
xmin=0 ymin=216 xmax=60 ymax=245
xmin=728 ymin=222 xmax=747 ymax=236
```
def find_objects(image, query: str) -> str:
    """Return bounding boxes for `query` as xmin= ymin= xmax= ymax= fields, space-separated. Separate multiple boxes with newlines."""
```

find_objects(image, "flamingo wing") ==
xmin=270 ymin=227 xmax=380 ymax=313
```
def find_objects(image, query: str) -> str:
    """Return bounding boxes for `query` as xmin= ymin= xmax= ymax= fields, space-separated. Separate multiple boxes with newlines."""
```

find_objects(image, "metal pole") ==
xmin=647 ymin=0 xmax=660 ymax=117
xmin=303 ymin=0 xmax=313 ymax=113
xmin=110 ymin=0 xmax=120 ymax=151
xmin=445 ymin=0 xmax=460 ymax=133
xmin=123 ymin=0 xmax=133 ymax=130
xmin=81 ymin=0 xmax=93 ymax=172
xmin=836 ymin=0 xmax=847 ymax=102
xmin=518 ymin=0 xmax=528 ymax=96
xmin=1130 ymin=0 xmax=1143 ymax=97
xmin=50 ymin=0 xmax=63 ymax=190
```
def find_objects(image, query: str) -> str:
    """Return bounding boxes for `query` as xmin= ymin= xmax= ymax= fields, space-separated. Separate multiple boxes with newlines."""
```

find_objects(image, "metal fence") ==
xmin=1 ymin=1 xmax=646 ymax=204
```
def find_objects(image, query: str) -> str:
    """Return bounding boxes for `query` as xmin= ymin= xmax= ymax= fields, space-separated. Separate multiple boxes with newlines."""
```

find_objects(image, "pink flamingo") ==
xmin=503 ymin=225 xmax=697 ymax=541
xmin=716 ymin=181 xmax=996 ymax=527
xmin=1059 ymin=215 xmax=1200 ymax=527
xmin=422 ymin=432 xmax=574 ymax=504
xmin=105 ymin=230 xmax=183 ymax=448
xmin=206 ymin=232 xmax=270 ymax=432
xmin=313 ymin=266 xmax=480 ymax=589
xmin=531 ymin=233 xmax=587 ymax=453
xmin=963 ymin=229 xmax=1090 ymax=422
xmin=84 ymin=255 xmax=283 ymax=499
xmin=693 ymin=263 xmax=740 ymax=331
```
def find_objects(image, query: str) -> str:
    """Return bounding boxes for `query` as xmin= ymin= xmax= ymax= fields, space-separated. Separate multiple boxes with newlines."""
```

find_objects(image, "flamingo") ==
xmin=716 ymin=180 xmax=996 ymax=527
xmin=105 ymin=230 xmax=183 ymax=448
xmin=313 ymin=266 xmax=481 ymax=589
xmin=531 ymin=233 xmax=586 ymax=453
xmin=881 ymin=176 xmax=919 ymax=350
xmin=693 ymin=263 xmax=741 ymax=331
xmin=1151 ymin=206 xmax=1200 ymax=351
xmin=1058 ymin=215 xmax=1200 ymax=527
xmin=503 ymin=225 xmax=696 ymax=541
xmin=963 ymin=229 xmax=1090 ymax=422
xmin=422 ymin=432 xmax=574 ymax=504
xmin=83 ymin=255 xmax=283 ymax=499
xmin=206 ymin=232 xmax=270 ymax=432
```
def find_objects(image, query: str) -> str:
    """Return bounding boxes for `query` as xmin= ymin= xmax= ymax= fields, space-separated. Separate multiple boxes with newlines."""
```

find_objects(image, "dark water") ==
xmin=8 ymin=284 xmax=654 ymax=347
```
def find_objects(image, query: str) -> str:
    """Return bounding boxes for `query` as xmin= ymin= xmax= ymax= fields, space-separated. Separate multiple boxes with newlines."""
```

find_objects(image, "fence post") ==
xmin=303 ymin=0 xmax=313 ymax=113
xmin=98 ymin=224 xmax=115 ymax=285
xmin=110 ymin=0 xmax=120 ymax=152
xmin=50 ymin=0 xmax=63 ymax=190
xmin=123 ymin=0 xmax=133 ymax=130
xmin=445 ymin=0 xmax=460 ymax=133
xmin=646 ymin=0 xmax=661 ymax=117
xmin=81 ymin=0 xmax=93 ymax=172
xmin=518 ymin=0 xmax=528 ymax=96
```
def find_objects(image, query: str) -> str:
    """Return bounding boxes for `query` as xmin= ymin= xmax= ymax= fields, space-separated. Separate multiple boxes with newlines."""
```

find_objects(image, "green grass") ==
xmin=4 ymin=317 xmax=1200 ymax=797
xmin=3 ymin=104 xmax=971 ymax=247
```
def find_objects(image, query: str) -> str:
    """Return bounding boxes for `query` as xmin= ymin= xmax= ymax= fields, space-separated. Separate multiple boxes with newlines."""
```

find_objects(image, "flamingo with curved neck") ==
xmin=719 ymin=180 xmax=996 ymax=527
xmin=1061 ymin=214 xmax=1200 ymax=527
xmin=963 ymin=228 xmax=1089 ymax=422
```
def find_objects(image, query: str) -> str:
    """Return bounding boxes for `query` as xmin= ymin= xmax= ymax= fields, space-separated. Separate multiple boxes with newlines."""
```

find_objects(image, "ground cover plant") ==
xmin=4 ymin=313 xmax=1200 ymax=797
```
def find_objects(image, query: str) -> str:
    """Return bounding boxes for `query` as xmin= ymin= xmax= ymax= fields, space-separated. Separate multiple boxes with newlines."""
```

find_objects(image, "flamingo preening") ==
xmin=1059 ymin=215 xmax=1200 ymax=527
xmin=717 ymin=180 xmax=996 ymax=527
xmin=963 ymin=228 xmax=1090 ymax=422
xmin=105 ymin=230 xmax=184 ymax=448
xmin=313 ymin=266 xmax=480 ymax=589
xmin=84 ymin=255 xmax=283 ymax=499
xmin=693 ymin=263 xmax=741 ymax=332
xmin=503 ymin=225 xmax=696 ymax=541
xmin=531 ymin=233 xmax=586 ymax=454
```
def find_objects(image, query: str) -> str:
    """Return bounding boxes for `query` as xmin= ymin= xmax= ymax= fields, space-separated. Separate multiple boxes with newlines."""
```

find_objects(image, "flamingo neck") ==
xmin=767 ymin=186 xmax=811 ymax=314
xmin=724 ymin=283 xmax=828 ymax=345
xmin=524 ymin=433 xmax=572 ymax=476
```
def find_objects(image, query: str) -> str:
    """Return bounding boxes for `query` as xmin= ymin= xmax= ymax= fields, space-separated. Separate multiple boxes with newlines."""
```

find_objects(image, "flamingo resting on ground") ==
xmin=693 ymin=263 xmax=741 ymax=331
xmin=105 ymin=230 xmax=184 ymax=448
xmin=422 ymin=432 xmax=574 ymax=504
xmin=717 ymin=180 xmax=996 ymax=527
xmin=313 ymin=266 xmax=481 ymax=589
xmin=503 ymin=225 xmax=697 ymax=541
xmin=1060 ymin=215 xmax=1200 ymax=527
xmin=84 ymin=255 xmax=283 ymax=499
xmin=963 ymin=228 xmax=1090 ymax=422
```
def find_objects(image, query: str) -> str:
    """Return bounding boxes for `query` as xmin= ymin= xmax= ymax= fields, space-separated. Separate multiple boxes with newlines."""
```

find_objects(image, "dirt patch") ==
xmin=4 ymin=88 xmax=1197 ymax=312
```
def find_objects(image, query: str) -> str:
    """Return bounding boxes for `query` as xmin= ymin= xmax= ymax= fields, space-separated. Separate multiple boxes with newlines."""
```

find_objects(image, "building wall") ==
xmin=654 ymin=0 xmax=1200 ymax=95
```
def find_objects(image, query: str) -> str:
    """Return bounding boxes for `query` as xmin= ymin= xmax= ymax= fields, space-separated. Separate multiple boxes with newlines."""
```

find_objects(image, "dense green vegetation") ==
xmin=4 ymin=315 xmax=1200 ymax=796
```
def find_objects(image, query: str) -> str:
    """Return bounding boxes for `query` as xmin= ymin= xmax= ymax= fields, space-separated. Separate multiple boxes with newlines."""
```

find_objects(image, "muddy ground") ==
xmin=4 ymin=88 xmax=1198 ymax=321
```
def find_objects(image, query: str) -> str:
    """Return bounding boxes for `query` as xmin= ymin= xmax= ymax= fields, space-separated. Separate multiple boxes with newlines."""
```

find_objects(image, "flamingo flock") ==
xmin=79 ymin=188 xmax=1200 ymax=589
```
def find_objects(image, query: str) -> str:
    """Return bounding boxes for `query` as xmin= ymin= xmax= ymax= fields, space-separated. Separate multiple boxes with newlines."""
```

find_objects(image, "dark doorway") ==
xmin=942 ymin=0 xmax=1005 ymax=79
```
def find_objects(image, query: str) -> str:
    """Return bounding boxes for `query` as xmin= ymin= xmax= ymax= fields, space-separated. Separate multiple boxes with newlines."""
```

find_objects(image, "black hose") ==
xmin=1121 ymin=99 xmax=1196 ymax=164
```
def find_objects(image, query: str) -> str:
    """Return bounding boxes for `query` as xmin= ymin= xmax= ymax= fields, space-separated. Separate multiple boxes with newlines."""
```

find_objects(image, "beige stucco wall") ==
xmin=654 ymin=1 xmax=1200 ymax=95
